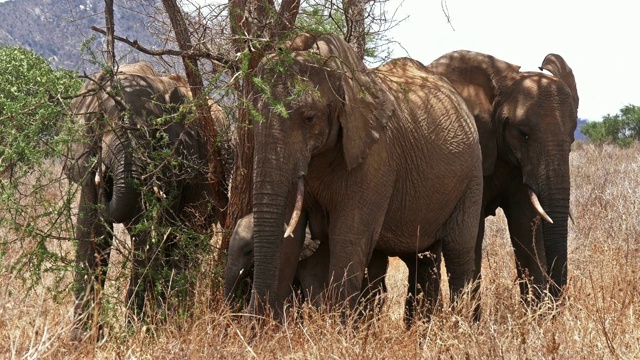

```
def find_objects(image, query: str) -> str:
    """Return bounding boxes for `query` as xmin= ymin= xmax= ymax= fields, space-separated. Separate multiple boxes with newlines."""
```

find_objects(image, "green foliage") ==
xmin=0 ymin=46 xmax=82 ymax=161
xmin=297 ymin=0 xmax=347 ymax=35
xmin=0 ymin=46 xmax=82 ymax=291
xmin=582 ymin=104 xmax=640 ymax=147
xmin=295 ymin=0 xmax=393 ymax=63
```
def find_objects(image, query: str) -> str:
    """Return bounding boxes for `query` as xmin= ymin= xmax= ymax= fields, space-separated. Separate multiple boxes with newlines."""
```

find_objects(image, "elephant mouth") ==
xmin=229 ymin=268 xmax=254 ymax=308
xmin=102 ymin=170 xmax=114 ymax=203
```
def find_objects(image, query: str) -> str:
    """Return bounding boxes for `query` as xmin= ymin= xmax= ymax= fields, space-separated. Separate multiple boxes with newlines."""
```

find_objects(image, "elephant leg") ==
xmin=326 ymin=244 xmax=367 ymax=313
xmin=503 ymin=185 xmax=548 ymax=303
xmin=73 ymin=181 xmax=113 ymax=338
xmin=275 ymin=212 xmax=309 ymax=311
xmin=358 ymin=250 xmax=389 ymax=316
xmin=125 ymin=224 xmax=150 ymax=323
xmin=440 ymin=177 xmax=482 ymax=320
xmin=401 ymin=240 xmax=442 ymax=329
xmin=160 ymin=227 xmax=199 ymax=314
xmin=325 ymin=190 xmax=390 ymax=313
xmin=297 ymin=239 xmax=330 ymax=308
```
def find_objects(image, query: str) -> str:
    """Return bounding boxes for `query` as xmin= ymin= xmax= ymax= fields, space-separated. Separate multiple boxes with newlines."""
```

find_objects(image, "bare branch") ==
xmin=275 ymin=0 xmax=301 ymax=36
xmin=90 ymin=26 xmax=235 ymax=71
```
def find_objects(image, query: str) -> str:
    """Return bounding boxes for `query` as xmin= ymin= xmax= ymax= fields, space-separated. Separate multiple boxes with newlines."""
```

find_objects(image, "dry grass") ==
xmin=1 ymin=143 xmax=639 ymax=359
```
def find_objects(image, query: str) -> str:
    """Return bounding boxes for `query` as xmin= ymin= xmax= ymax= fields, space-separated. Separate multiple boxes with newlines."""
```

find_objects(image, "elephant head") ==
xmin=250 ymin=34 xmax=391 ymax=313
xmin=67 ymin=63 xmax=194 ymax=224
xmin=224 ymin=213 xmax=320 ymax=307
xmin=428 ymin=51 xmax=578 ymax=297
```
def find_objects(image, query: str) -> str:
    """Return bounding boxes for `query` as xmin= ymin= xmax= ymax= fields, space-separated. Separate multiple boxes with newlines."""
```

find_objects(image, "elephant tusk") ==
xmin=569 ymin=209 xmax=576 ymax=225
xmin=239 ymin=268 xmax=244 ymax=276
xmin=528 ymin=189 xmax=553 ymax=224
xmin=95 ymin=164 xmax=107 ymax=187
xmin=284 ymin=178 xmax=305 ymax=238
xmin=153 ymin=186 xmax=166 ymax=201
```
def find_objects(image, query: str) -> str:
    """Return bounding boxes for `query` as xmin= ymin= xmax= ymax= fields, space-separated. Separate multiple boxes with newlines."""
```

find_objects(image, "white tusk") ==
xmin=153 ymin=186 xmax=166 ymax=201
xmin=569 ymin=209 xmax=576 ymax=225
xmin=239 ymin=268 xmax=244 ymax=276
xmin=284 ymin=178 xmax=304 ymax=238
xmin=528 ymin=189 xmax=553 ymax=224
xmin=95 ymin=164 xmax=106 ymax=187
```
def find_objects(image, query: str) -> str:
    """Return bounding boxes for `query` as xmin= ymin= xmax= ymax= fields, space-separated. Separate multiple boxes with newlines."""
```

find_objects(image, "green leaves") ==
xmin=582 ymin=105 xmax=640 ymax=147
xmin=0 ymin=46 xmax=81 ymax=291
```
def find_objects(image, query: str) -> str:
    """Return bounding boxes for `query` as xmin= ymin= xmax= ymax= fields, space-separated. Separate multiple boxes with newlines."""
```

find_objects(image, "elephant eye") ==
xmin=519 ymin=129 xmax=529 ymax=140
xmin=303 ymin=112 xmax=316 ymax=124
xmin=304 ymin=115 xmax=316 ymax=124
xmin=243 ymin=248 xmax=253 ymax=257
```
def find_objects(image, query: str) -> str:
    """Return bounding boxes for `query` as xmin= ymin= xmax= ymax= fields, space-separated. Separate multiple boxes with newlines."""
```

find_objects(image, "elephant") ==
xmin=66 ymin=62 xmax=226 ymax=339
xmin=426 ymin=51 xmax=579 ymax=301
xmin=249 ymin=33 xmax=483 ymax=322
xmin=224 ymin=213 xmax=389 ymax=314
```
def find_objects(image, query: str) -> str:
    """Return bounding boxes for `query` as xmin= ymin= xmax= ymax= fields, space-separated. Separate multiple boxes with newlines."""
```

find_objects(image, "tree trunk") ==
xmin=162 ymin=0 xmax=229 ymax=225
xmin=104 ymin=0 xmax=116 ymax=68
xmin=220 ymin=0 xmax=300 ymax=250
xmin=344 ymin=0 xmax=369 ymax=61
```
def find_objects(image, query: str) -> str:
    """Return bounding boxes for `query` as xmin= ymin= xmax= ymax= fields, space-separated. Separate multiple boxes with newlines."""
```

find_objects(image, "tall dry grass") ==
xmin=0 ymin=143 xmax=638 ymax=359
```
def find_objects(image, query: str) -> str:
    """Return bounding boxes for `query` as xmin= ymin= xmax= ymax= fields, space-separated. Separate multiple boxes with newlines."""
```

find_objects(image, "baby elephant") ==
xmin=224 ymin=213 xmax=388 ymax=311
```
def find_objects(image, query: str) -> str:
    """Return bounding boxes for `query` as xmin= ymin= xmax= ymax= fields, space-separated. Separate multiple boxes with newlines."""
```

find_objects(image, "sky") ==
xmin=384 ymin=0 xmax=639 ymax=121
xmin=190 ymin=0 xmax=640 ymax=121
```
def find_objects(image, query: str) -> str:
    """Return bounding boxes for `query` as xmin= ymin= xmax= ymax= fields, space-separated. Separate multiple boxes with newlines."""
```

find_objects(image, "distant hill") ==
xmin=575 ymin=118 xmax=588 ymax=142
xmin=0 ymin=0 xmax=163 ymax=71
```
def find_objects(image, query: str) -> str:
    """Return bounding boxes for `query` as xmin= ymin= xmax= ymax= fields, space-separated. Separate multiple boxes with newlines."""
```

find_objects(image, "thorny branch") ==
xmin=90 ymin=26 xmax=236 ymax=72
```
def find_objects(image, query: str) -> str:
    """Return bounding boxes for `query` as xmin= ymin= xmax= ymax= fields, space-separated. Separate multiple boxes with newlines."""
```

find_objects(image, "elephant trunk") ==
xmin=538 ymin=151 xmax=571 ymax=298
xmin=102 ymin=133 xmax=144 ymax=224
xmin=250 ymin=145 xmax=294 ymax=314
xmin=224 ymin=262 xmax=249 ymax=304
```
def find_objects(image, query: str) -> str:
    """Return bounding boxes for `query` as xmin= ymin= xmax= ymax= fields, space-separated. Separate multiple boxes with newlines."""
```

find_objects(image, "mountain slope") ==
xmin=0 ymin=0 xmax=163 ymax=71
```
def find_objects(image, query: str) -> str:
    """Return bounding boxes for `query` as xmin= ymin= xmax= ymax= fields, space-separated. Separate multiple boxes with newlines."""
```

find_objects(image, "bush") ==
xmin=582 ymin=104 xmax=640 ymax=147
xmin=0 ymin=46 xmax=81 ymax=290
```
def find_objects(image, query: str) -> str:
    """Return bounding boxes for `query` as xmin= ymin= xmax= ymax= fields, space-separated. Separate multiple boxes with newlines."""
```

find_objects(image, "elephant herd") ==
xmin=66 ymin=33 xmax=578 ymax=340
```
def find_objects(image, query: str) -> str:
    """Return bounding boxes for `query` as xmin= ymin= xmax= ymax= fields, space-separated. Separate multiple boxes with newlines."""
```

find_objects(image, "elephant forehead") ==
xmin=506 ymin=76 xmax=570 ymax=116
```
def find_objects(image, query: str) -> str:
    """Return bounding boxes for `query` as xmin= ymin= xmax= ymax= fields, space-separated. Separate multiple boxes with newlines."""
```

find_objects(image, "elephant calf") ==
xmin=224 ymin=213 xmax=389 ymax=312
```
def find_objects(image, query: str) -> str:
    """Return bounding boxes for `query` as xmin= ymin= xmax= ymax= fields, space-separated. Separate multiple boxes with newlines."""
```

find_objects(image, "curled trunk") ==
xmin=101 ymin=134 xmax=143 ymax=224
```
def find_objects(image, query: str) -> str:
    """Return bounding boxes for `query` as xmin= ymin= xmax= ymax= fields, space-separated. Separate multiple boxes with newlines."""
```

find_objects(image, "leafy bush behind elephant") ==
xmin=249 ymin=33 xmax=483 ymax=323
xmin=66 ymin=62 xmax=229 ymax=340
xmin=427 ymin=51 xmax=579 ymax=301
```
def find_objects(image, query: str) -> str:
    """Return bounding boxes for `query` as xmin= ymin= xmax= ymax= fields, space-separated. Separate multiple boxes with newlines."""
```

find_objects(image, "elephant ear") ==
xmin=312 ymin=35 xmax=391 ymax=170
xmin=539 ymin=53 xmax=579 ymax=111
xmin=65 ymin=77 xmax=105 ymax=184
xmin=427 ymin=50 xmax=520 ymax=176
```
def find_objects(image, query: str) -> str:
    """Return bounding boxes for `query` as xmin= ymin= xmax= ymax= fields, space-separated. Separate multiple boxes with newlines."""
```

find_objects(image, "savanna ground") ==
xmin=0 ymin=143 xmax=638 ymax=359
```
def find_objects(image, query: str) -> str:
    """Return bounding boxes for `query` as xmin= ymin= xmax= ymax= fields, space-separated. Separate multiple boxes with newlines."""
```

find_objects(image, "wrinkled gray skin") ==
xmin=427 ymin=51 xmax=579 ymax=301
xmin=250 ymin=34 xmax=483 ymax=321
xmin=224 ymin=213 xmax=389 ymax=312
xmin=66 ymin=62 xmax=227 ymax=340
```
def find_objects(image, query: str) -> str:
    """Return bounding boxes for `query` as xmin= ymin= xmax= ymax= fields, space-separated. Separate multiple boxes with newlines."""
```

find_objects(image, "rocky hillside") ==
xmin=0 ymin=0 xmax=164 ymax=71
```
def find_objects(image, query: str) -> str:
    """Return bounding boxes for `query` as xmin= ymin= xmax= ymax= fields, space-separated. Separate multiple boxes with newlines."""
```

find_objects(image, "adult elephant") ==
xmin=427 ymin=51 xmax=579 ymax=301
xmin=66 ymin=62 xmax=225 ymax=339
xmin=224 ymin=213 xmax=389 ymax=311
xmin=250 ymin=33 xmax=483 ymax=319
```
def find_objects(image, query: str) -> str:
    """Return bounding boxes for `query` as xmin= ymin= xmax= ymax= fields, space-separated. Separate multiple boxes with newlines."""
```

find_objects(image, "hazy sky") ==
xmin=384 ymin=0 xmax=638 ymax=121
xmin=190 ymin=0 xmax=639 ymax=121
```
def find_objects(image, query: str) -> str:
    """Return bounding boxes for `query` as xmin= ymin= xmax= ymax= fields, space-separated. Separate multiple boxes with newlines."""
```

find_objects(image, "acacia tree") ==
xmin=92 ymin=0 xmax=398 ymax=251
